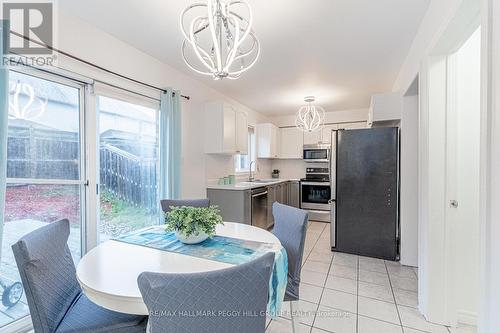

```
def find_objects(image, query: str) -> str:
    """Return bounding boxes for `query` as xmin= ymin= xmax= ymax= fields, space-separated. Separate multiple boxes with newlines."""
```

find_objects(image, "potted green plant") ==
xmin=165 ymin=206 xmax=224 ymax=244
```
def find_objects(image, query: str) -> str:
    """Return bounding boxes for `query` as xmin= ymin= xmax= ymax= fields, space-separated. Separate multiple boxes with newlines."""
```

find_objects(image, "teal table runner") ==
xmin=114 ymin=227 xmax=288 ymax=317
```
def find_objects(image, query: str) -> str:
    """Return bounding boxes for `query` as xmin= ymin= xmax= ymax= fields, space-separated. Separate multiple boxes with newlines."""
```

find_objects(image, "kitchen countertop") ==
xmin=206 ymin=178 xmax=300 ymax=191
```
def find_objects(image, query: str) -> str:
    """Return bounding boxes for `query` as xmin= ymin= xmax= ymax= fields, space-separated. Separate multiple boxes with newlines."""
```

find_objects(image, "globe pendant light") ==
xmin=295 ymin=96 xmax=325 ymax=132
xmin=180 ymin=0 xmax=260 ymax=80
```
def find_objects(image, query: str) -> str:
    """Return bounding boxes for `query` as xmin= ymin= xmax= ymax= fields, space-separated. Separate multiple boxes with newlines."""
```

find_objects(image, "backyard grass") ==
xmin=100 ymin=190 xmax=160 ymax=236
xmin=4 ymin=185 xmax=159 ymax=238
xmin=5 ymin=184 xmax=80 ymax=224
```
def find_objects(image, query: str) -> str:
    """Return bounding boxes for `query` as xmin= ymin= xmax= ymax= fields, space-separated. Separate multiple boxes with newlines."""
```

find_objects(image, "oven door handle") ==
xmin=301 ymin=182 xmax=331 ymax=186
xmin=252 ymin=191 xmax=268 ymax=198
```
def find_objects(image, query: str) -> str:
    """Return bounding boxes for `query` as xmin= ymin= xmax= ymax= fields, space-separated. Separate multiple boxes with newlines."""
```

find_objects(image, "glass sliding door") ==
xmin=97 ymin=96 xmax=160 ymax=242
xmin=0 ymin=70 xmax=85 ymax=329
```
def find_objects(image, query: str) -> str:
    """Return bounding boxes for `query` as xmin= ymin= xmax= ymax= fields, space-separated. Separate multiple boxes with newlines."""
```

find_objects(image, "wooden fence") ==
xmin=100 ymin=144 xmax=158 ymax=213
xmin=7 ymin=124 xmax=158 ymax=212
xmin=7 ymin=125 xmax=79 ymax=179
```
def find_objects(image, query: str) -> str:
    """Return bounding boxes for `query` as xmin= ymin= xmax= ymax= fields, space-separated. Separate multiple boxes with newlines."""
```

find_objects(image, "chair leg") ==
xmin=290 ymin=300 xmax=299 ymax=333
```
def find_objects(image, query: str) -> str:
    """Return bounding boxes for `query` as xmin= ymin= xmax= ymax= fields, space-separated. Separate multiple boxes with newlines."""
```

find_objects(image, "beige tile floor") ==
xmin=265 ymin=222 xmax=477 ymax=333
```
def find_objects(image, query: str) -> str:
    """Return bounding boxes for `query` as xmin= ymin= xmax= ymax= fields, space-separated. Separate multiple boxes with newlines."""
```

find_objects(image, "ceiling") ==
xmin=59 ymin=0 xmax=430 ymax=115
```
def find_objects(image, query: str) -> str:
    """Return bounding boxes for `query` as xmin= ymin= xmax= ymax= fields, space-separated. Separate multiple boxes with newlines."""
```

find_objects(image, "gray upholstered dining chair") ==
xmin=160 ymin=198 xmax=210 ymax=213
xmin=11 ymin=219 xmax=148 ymax=333
xmin=272 ymin=202 xmax=309 ymax=333
xmin=138 ymin=252 xmax=275 ymax=333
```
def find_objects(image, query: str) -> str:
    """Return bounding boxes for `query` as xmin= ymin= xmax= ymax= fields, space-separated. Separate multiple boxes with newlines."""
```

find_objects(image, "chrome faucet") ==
xmin=249 ymin=160 xmax=256 ymax=182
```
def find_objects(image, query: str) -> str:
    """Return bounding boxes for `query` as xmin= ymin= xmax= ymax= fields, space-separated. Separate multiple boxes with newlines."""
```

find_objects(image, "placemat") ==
xmin=114 ymin=227 xmax=288 ymax=317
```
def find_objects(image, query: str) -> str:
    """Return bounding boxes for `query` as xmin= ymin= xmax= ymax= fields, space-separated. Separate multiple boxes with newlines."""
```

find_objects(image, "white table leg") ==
xmin=147 ymin=319 xmax=151 ymax=333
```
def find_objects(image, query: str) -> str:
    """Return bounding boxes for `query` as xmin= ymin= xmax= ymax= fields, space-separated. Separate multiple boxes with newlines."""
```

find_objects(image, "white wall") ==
xmin=453 ymin=28 xmax=481 ymax=323
xmin=270 ymin=159 xmax=307 ymax=180
xmin=52 ymin=11 xmax=272 ymax=198
xmin=400 ymin=94 xmax=419 ymax=267
xmin=393 ymin=0 xmax=465 ymax=93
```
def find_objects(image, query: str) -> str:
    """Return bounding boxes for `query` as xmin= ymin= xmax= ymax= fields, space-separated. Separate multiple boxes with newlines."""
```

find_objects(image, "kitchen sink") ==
xmin=238 ymin=179 xmax=277 ymax=185
xmin=249 ymin=179 xmax=277 ymax=183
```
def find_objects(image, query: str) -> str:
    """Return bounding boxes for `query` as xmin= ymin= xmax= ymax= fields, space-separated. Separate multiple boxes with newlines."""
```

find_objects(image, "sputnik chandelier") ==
xmin=295 ymin=96 xmax=325 ymax=132
xmin=180 ymin=0 xmax=260 ymax=80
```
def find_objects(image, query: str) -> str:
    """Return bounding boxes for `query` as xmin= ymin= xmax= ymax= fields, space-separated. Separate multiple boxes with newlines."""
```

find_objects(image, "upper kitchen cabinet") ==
xmin=204 ymin=101 xmax=248 ymax=154
xmin=368 ymin=92 xmax=402 ymax=127
xmin=235 ymin=110 xmax=248 ymax=154
xmin=303 ymin=130 xmax=322 ymax=145
xmin=279 ymin=127 xmax=303 ymax=159
xmin=303 ymin=124 xmax=338 ymax=144
xmin=338 ymin=122 xmax=368 ymax=130
xmin=320 ymin=124 xmax=338 ymax=143
xmin=257 ymin=123 xmax=280 ymax=158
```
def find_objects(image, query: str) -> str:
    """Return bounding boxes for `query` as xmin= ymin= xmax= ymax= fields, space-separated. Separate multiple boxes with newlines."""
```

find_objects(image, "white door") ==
xmin=420 ymin=22 xmax=482 ymax=326
xmin=445 ymin=28 xmax=481 ymax=326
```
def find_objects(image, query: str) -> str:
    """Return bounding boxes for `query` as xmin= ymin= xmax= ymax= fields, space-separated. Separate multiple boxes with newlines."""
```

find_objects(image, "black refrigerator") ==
xmin=332 ymin=127 xmax=399 ymax=261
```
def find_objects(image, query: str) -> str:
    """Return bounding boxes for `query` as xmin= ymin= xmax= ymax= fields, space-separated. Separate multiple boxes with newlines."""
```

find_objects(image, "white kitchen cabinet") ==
xmin=337 ymin=122 xmax=367 ymax=130
xmin=320 ymin=124 xmax=338 ymax=143
xmin=304 ymin=124 xmax=339 ymax=144
xmin=368 ymin=92 xmax=402 ymax=126
xmin=204 ymin=101 xmax=248 ymax=154
xmin=235 ymin=110 xmax=248 ymax=154
xmin=257 ymin=123 xmax=280 ymax=158
xmin=279 ymin=127 xmax=303 ymax=159
xmin=303 ymin=130 xmax=322 ymax=145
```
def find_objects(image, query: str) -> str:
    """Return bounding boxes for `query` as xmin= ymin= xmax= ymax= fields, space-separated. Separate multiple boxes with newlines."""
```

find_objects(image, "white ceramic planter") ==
xmin=175 ymin=229 xmax=209 ymax=244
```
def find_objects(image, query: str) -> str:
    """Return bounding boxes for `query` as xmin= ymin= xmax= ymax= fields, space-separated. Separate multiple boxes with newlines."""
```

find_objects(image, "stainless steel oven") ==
xmin=300 ymin=180 xmax=331 ymax=222
xmin=303 ymin=144 xmax=330 ymax=162
xmin=300 ymin=181 xmax=331 ymax=210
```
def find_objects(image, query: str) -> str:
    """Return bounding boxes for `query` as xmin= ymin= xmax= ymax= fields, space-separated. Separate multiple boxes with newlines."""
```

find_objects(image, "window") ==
xmin=234 ymin=127 xmax=256 ymax=172
xmin=1 ymin=70 xmax=84 ymax=328
xmin=97 ymin=96 xmax=160 ymax=242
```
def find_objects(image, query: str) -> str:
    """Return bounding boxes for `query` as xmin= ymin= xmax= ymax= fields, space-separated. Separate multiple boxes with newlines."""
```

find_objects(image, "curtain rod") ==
xmin=8 ymin=30 xmax=190 ymax=100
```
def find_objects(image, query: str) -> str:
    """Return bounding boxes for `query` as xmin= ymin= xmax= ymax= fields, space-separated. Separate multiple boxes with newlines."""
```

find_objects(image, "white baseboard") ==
xmin=457 ymin=310 xmax=478 ymax=326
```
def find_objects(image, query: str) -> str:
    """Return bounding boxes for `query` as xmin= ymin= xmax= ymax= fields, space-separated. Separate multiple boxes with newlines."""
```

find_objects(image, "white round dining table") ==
xmin=76 ymin=222 xmax=281 ymax=315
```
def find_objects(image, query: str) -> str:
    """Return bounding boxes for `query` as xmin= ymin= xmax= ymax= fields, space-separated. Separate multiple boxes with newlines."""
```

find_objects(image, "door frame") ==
xmin=2 ymin=65 xmax=89 ymax=333
xmin=418 ymin=0 xmax=482 ymax=326
xmin=478 ymin=0 xmax=500 ymax=332
xmin=5 ymin=65 xmax=89 ymax=256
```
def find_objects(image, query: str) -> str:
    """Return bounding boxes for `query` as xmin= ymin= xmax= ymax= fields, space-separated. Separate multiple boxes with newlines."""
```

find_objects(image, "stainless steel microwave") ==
xmin=303 ymin=144 xmax=331 ymax=162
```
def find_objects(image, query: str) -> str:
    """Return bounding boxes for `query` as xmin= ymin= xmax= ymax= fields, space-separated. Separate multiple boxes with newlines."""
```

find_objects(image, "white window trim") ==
xmin=234 ymin=126 xmax=256 ymax=173
xmin=93 ymin=81 xmax=160 ymax=110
